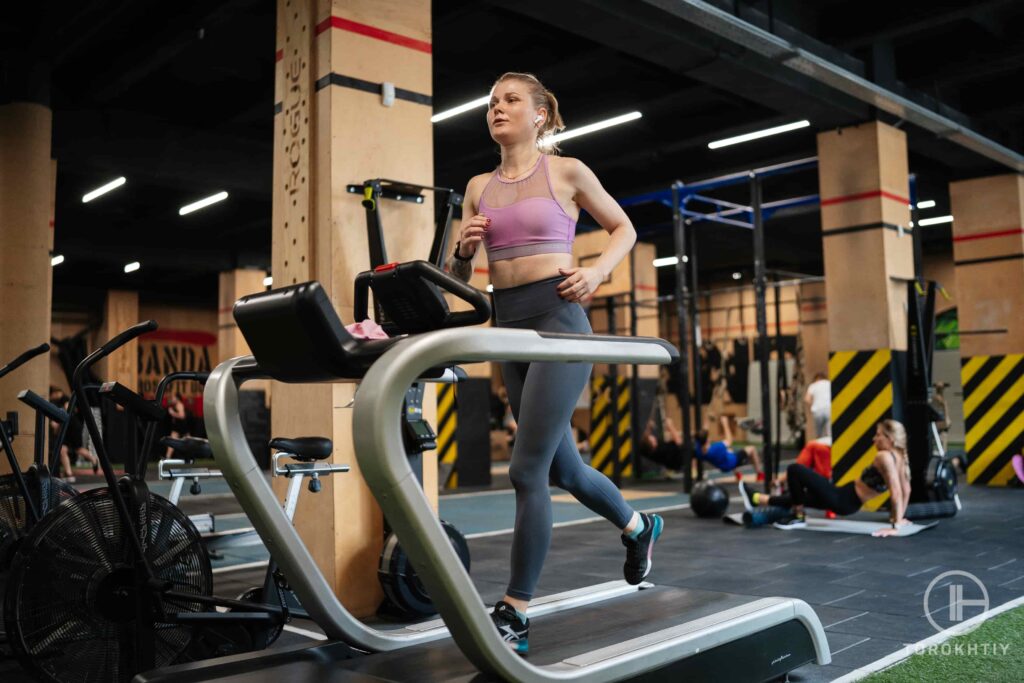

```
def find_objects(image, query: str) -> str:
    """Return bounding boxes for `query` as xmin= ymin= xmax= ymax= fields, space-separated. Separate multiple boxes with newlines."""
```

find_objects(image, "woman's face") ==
xmin=872 ymin=426 xmax=893 ymax=452
xmin=487 ymin=80 xmax=542 ymax=146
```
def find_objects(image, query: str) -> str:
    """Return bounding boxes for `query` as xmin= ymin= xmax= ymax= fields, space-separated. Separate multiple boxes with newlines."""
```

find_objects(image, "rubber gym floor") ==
xmin=2 ymin=471 xmax=1022 ymax=682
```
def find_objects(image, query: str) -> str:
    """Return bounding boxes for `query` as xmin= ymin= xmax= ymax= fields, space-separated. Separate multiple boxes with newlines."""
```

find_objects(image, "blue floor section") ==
xmin=439 ymin=487 xmax=691 ymax=535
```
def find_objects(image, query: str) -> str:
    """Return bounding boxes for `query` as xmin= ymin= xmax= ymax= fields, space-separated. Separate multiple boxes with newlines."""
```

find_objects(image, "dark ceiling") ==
xmin=3 ymin=0 xmax=1022 ymax=310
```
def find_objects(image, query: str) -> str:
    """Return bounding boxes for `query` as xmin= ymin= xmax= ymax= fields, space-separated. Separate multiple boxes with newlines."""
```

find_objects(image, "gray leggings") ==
xmin=494 ymin=277 xmax=635 ymax=601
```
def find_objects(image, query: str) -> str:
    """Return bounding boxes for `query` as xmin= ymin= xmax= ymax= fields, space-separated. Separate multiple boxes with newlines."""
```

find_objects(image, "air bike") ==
xmin=135 ymin=255 xmax=830 ymax=682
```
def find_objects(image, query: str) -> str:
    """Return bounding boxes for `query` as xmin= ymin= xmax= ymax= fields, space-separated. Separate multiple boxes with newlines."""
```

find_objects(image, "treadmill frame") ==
xmin=205 ymin=327 xmax=830 ymax=682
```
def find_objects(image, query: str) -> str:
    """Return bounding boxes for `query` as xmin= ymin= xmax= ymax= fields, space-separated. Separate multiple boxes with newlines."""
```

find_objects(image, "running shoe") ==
xmin=490 ymin=601 xmax=529 ymax=656
xmin=773 ymin=516 xmax=807 ymax=530
xmin=622 ymin=513 xmax=664 ymax=585
xmin=737 ymin=480 xmax=755 ymax=513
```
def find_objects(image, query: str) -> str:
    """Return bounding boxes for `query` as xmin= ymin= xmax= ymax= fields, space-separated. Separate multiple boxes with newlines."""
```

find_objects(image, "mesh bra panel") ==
xmin=480 ymin=155 xmax=554 ymax=207
xmin=479 ymin=155 xmax=576 ymax=261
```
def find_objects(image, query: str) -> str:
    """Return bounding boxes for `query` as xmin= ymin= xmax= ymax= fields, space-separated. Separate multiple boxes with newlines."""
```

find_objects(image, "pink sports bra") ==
xmin=478 ymin=155 xmax=577 ymax=262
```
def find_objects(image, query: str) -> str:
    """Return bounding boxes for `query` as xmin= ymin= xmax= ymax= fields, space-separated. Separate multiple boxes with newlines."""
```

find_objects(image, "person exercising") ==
xmin=739 ymin=419 xmax=912 ymax=538
xmin=695 ymin=416 xmax=764 ymax=481
xmin=447 ymin=71 xmax=662 ymax=655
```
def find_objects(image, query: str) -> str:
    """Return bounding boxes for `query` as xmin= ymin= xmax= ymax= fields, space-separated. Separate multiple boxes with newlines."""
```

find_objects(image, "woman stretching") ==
xmin=448 ymin=72 xmax=662 ymax=655
xmin=738 ymin=419 xmax=912 ymax=538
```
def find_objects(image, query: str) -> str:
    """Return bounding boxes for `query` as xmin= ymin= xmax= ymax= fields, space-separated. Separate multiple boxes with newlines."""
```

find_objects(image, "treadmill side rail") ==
xmin=349 ymin=328 xmax=829 ymax=681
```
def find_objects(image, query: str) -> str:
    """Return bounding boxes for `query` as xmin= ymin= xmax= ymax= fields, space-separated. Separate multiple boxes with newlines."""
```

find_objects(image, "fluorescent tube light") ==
xmin=545 ymin=112 xmax=642 ymax=145
xmin=124 ymin=261 xmax=141 ymax=273
xmin=732 ymin=272 xmax=742 ymax=280
xmin=179 ymin=191 xmax=229 ymax=216
xmin=653 ymin=256 xmax=689 ymax=268
xmin=916 ymin=200 xmax=936 ymax=209
xmin=51 ymin=254 xmax=65 ymax=266
xmin=82 ymin=177 xmax=126 ymax=203
xmin=917 ymin=215 xmax=953 ymax=227
xmin=431 ymin=95 xmax=490 ymax=123
xmin=708 ymin=120 xmax=810 ymax=149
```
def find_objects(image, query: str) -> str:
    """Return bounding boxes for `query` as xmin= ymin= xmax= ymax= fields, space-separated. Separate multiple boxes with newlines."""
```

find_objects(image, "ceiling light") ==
xmin=708 ymin=120 xmax=810 ymax=149
xmin=124 ymin=261 xmax=141 ymax=273
xmin=82 ymin=176 xmax=126 ymax=203
xmin=545 ymin=112 xmax=642 ymax=145
xmin=263 ymin=276 xmax=273 ymax=287
xmin=653 ymin=255 xmax=689 ymax=268
xmin=179 ymin=191 xmax=229 ymax=216
xmin=917 ymin=215 xmax=953 ymax=227
xmin=51 ymin=254 xmax=65 ymax=266
xmin=732 ymin=272 xmax=742 ymax=280
xmin=431 ymin=95 xmax=490 ymax=123
xmin=915 ymin=200 xmax=936 ymax=209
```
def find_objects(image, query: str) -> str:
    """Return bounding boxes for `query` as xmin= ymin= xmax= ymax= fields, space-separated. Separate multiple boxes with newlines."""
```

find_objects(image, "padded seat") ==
xmin=160 ymin=436 xmax=213 ymax=460
xmin=270 ymin=437 xmax=333 ymax=461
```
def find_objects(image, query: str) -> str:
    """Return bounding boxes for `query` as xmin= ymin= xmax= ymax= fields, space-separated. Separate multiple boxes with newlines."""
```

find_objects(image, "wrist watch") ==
xmin=453 ymin=241 xmax=473 ymax=261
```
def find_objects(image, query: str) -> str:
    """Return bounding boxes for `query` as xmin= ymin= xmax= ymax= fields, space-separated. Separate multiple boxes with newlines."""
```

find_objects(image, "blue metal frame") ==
xmin=618 ymin=156 xmax=820 ymax=230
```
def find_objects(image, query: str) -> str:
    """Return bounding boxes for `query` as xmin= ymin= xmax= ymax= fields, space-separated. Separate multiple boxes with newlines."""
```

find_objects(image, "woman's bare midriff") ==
xmin=488 ymin=252 xmax=575 ymax=289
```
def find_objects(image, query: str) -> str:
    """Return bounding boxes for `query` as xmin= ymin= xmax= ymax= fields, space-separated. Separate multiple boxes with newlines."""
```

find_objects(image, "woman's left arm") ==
xmin=556 ymin=159 xmax=636 ymax=303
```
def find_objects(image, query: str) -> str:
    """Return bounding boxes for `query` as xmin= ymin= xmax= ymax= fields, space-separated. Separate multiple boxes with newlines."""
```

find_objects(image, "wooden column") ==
xmin=272 ymin=0 xmax=434 ymax=617
xmin=949 ymin=174 xmax=1024 ymax=486
xmin=0 ymin=103 xmax=53 ymax=472
xmin=817 ymin=121 xmax=913 ymax=499
xmin=99 ymin=291 xmax=140 ymax=389
xmin=218 ymin=269 xmax=268 ymax=362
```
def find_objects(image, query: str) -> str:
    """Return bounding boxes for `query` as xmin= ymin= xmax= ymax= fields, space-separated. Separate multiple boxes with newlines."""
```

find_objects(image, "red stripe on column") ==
xmin=473 ymin=267 xmax=490 ymax=275
xmin=141 ymin=330 xmax=217 ymax=346
xmin=49 ymin=219 xmax=54 ymax=228
xmin=314 ymin=16 xmax=431 ymax=53
xmin=952 ymin=227 xmax=1024 ymax=243
xmin=820 ymin=189 xmax=909 ymax=206
xmin=636 ymin=284 xmax=658 ymax=292
xmin=275 ymin=49 xmax=283 ymax=62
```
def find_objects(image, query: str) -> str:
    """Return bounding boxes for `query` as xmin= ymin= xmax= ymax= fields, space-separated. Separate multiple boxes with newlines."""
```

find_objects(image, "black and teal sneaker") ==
xmin=490 ymin=601 xmax=529 ymax=655
xmin=622 ymin=513 xmax=664 ymax=585
xmin=773 ymin=515 xmax=807 ymax=530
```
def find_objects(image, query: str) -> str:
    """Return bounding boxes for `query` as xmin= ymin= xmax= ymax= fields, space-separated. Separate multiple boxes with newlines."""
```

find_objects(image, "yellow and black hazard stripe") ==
xmin=589 ymin=375 xmax=633 ymax=480
xmin=437 ymin=383 xmax=458 ymax=488
xmin=829 ymin=350 xmax=894 ymax=510
xmin=962 ymin=353 xmax=1024 ymax=486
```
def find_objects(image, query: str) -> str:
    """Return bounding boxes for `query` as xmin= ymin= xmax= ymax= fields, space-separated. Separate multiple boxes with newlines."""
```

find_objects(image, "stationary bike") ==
xmin=2 ymin=322 xmax=344 ymax=683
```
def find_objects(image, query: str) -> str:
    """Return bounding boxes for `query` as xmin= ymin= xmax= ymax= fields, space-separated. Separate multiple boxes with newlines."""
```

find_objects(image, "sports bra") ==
xmin=478 ymin=154 xmax=577 ymax=262
xmin=861 ymin=451 xmax=901 ymax=493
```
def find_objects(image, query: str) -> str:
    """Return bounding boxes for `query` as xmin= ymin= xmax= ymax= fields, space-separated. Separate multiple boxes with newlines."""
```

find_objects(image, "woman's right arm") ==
xmin=447 ymin=176 xmax=487 ymax=283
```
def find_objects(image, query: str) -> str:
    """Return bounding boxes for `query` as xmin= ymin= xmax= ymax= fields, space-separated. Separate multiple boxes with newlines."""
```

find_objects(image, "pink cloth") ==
xmin=345 ymin=319 xmax=389 ymax=340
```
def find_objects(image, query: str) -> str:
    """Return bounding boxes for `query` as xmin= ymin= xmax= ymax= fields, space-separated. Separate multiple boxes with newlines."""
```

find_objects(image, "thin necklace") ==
xmin=500 ymin=153 xmax=541 ymax=180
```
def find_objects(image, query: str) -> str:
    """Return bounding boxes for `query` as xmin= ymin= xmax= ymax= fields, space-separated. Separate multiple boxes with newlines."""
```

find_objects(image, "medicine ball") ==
xmin=690 ymin=481 xmax=729 ymax=518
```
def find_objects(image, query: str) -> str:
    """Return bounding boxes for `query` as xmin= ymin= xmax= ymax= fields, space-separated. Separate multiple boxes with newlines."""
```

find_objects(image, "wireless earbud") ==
xmin=534 ymin=115 xmax=543 ymax=124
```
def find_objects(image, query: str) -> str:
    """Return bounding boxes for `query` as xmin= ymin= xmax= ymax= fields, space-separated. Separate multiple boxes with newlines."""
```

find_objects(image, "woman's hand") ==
xmin=872 ymin=520 xmax=910 ymax=538
xmin=458 ymin=214 xmax=490 ymax=258
xmin=557 ymin=266 xmax=603 ymax=302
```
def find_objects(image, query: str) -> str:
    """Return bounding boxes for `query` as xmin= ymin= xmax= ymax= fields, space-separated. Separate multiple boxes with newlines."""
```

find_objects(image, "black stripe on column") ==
xmin=314 ymin=73 xmax=432 ymax=106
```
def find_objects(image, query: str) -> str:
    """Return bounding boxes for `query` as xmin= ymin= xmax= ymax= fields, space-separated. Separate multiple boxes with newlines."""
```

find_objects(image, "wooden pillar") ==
xmin=272 ymin=0 xmax=434 ymax=617
xmin=99 ymin=291 xmax=140 ymax=389
xmin=817 ymin=121 xmax=913 ymax=499
xmin=949 ymin=174 xmax=1024 ymax=486
xmin=218 ymin=269 xmax=268 ymax=362
xmin=0 ymin=103 xmax=53 ymax=472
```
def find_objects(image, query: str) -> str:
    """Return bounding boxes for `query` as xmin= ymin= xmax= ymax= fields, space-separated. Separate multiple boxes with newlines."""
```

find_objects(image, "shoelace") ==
xmin=622 ymin=534 xmax=643 ymax=565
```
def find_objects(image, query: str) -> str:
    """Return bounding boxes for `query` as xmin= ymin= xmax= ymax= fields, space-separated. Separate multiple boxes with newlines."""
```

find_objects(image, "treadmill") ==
xmin=137 ymin=277 xmax=830 ymax=682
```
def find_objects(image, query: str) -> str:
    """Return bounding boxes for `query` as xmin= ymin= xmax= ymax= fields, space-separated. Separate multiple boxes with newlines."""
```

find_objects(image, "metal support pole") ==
xmin=629 ymin=248 xmax=641 ymax=480
xmin=688 ymin=224 xmax=704 ymax=482
xmin=606 ymin=296 xmax=622 ymax=488
xmin=773 ymin=277 xmax=786 ymax=483
xmin=671 ymin=183 xmax=695 ymax=493
xmin=751 ymin=174 xmax=773 ymax=491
